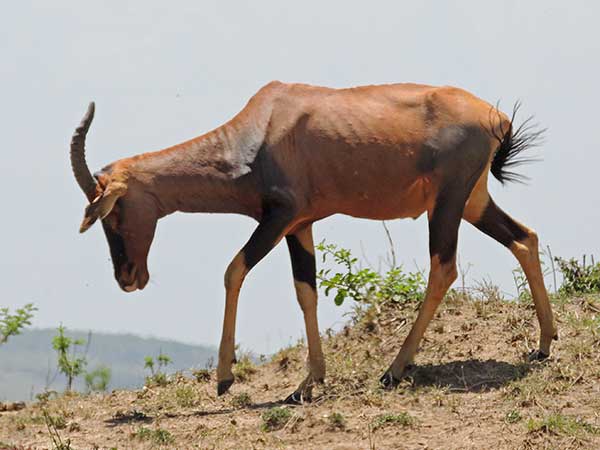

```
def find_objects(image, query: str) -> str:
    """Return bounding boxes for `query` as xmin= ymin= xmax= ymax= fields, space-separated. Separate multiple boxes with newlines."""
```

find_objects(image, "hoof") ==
xmin=379 ymin=370 xmax=401 ymax=390
xmin=528 ymin=350 xmax=549 ymax=362
xmin=217 ymin=378 xmax=234 ymax=396
xmin=283 ymin=391 xmax=311 ymax=405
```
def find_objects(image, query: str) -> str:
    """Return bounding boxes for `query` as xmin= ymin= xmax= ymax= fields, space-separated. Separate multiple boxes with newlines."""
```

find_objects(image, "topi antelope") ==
xmin=71 ymin=81 xmax=557 ymax=403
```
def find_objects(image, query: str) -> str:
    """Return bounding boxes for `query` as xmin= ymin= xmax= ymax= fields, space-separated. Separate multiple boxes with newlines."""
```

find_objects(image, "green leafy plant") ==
xmin=42 ymin=409 xmax=72 ymax=450
xmin=555 ymin=255 xmax=600 ymax=295
xmin=144 ymin=351 xmax=172 ymax=386
xmin=328 ymin=411 xmax=346 ymax=430
xmin=231 ymin=392 xmax=252 ymax=408
xmin=174 ymin=385 xmax=198 ymax=407
xmin=371 ymin=412 xmax=415 ymax=430
xmin=505 ymin=410 xmax=522 ymax=424
xmin=133 ymin=426 xmax=175 ymax=445
xmin=0 ymin=303 xmax=37 ymax=345
xmin=233 ymin=353 xmax=257 ymax=382
xmin=316 ymin=240 xmax=425 ymax=307
xmin=84 ymin=366 xmax=111 ymax=392
xmin=527 ymin=413 xmax=600 ymax=436
xmin=261 ymin=407 xmax=292 ymax=431
xmin=52 ymin=325 xmax=87 ymax=392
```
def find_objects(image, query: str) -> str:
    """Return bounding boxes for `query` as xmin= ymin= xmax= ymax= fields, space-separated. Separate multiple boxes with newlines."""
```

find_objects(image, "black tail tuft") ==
xmin=490 ymin=101 xmax=546 ymax=184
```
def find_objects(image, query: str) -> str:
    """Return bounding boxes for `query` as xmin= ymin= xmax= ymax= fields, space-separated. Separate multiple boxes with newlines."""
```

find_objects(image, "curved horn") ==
xmin=70 ymin=102 xmax=98 ymax=201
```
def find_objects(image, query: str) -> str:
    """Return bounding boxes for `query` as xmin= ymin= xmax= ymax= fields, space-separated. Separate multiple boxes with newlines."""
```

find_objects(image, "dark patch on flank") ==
xmin=426 ymin=126 xmax=490 ymax=263
xmin=473 ymin=199 xmax=528 ymax=248
xmin=286 ymin=235 xmax=316 ymax=289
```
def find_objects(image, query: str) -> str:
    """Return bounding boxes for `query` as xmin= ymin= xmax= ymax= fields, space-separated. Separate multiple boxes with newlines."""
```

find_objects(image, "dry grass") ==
xmin=1 ymin=293 xmax=599 ymax=449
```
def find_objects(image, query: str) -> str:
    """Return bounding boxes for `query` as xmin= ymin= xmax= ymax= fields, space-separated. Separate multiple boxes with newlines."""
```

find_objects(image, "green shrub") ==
xmin=231 ymin=392 xmax=252 ymax=408
xmin=0 ymin=303 xmax=36 ymax=345
xmin=556 ymin=256 xmax=600 ymax=295
xmin=261 ymin=407 xmax=292 ymax=431
xmin=52 ymin=325 xmax=87 ymax=392
xmin=133 ymin=426 xmax=175 ymax=445
xmin=329 ymin=412 xmax=346 ymax=430
xmin=233 ymin=354 xmax=257 ymax=382
xmin=371 ymin=412 xmax=415 ymax=430
xmin=85 ymin=366 xmax=111 ymax=392
xmin=316 ymin=240 xmax=425 ymax=307
xmin=144 ymin=352 xmax=172 ymax=387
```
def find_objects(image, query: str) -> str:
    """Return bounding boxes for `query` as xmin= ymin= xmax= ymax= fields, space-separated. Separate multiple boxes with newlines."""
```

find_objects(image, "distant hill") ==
xmin=0 ymin=328 xmax=217 ymax=401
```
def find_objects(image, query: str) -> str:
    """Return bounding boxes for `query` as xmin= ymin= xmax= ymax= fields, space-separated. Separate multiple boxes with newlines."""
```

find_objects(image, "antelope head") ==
xmin=71 ymin=103 xmax=158 ymax=292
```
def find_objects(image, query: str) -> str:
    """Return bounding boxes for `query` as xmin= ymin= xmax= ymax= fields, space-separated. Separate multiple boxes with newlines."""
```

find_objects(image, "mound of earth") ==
xmin=1 ymin=293 xmax=599 ymax=449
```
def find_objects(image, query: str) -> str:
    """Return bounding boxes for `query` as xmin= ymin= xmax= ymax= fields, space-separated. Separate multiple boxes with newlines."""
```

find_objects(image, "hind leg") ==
xmin=466 ymin=196 xmax=558 ymax=357
xmin=381 ymin=182 xmax=466 ymax=387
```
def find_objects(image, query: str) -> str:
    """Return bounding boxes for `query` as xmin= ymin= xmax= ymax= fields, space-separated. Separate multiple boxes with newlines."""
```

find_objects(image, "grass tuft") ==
xmin=261 ymin=407 xmax=292 ymax=432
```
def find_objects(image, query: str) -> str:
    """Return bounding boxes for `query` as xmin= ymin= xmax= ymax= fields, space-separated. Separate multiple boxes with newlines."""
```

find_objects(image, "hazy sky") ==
xmin=2 ymin=1 xmax=598 ymax=354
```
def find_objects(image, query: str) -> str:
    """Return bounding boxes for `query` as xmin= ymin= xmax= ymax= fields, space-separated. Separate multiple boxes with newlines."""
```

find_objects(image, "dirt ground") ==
xmin=1 ymin=293 xmax=599 ymax=450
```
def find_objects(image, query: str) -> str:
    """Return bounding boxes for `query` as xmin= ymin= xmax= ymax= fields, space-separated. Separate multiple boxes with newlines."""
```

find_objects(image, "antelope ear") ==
xmin=79 ymin=182 xmax=127 ymax=233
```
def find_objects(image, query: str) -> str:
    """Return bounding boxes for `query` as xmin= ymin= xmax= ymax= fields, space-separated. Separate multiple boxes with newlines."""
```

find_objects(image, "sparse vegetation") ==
xmin=174 ymin=385 xmax=198 ymax=408
xmin=84 ymin=365 xmax=111 ymax=392
xmin=316 ymin=240 xmax=425 ymax=307
xmin=505 ymin=410 xmax=522 ymax=424
xmin=231 ymin=392 xmax=252 ymax=408
xmin=133 ymin=426 xmax=175 ymax=445
xmin=527 ymin=413 xmax=600 ymax=437
xmin=232 ymin=353 xmax=257 ymax=382
xmin=556 ymin=255 xmax=600 ymax=295
xmin=52 ymin=325 xmax=87 ymax=392
xmin=0 ymin=303 xmax=36 ymax=345
xmin=144 ymin=352 xmax=172 ymax=387
xmin=261 ymin=407 xmax=292 ymax=431
xmin=2 ymin=246 xmax=600 ymax=449
xmin=371 ymin=412 xmax=415 ymax=430
xmin=192 ymin=368 xmax=211 ymax=382
xmin=328 ymin=412 xmax=346 ymax=430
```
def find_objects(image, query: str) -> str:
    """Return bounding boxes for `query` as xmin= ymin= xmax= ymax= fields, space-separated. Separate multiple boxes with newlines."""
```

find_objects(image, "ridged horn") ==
xmin=70 ymin=102 xmax=98 ymax=201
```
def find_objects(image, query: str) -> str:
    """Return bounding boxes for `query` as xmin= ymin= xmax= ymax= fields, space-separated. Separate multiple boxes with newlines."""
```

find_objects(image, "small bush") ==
xmin=52 ymin=326 xmax=87 ymax=392
xmin=85 ymin=366 xmax=111 ymax=392
xmin=233 ymin=354 xmax=257 ymax=382
xmin=527 ymin=413 xmax=599 ymax=436
xmin=0 ymin=303 xmax=36 ymax=345
xmin=144 ymin=352 xmax=172 ymax=387
xmin=192 ymin=369 xmax=211 ymax=383
xmin=231 ymin=392 xmax=252 ymax=408
xmin=316 ymin=241 xmax=425 ymax=307
xmin=556 ymin=256 xmax=600 ymax=295
xmin=175 ymin=386 xmax=198 ymax=408
xmin=371 ymin=412 xmax=415 ymax=430
xmin=505 ymin=410 xmax=522 ymax=424
xmin=328 ymin=412 xmax=346 ymax=430
xmin=133 ymin=426 xmax=175 ymax=445
xmin=261 ymin=407 xmax=292 ymax=432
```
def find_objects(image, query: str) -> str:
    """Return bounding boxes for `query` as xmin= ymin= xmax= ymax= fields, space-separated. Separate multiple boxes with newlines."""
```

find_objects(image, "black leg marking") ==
xmin=429 ymin=181 xmax=467 ymax=264
xmin=217 ymin=378 xmax=234 ymax=396
xmin=286 ymin=235 xmax=316 ymax=289
xmin=380 ymin=370 xmax=401 ymax=390
xmin=242 ymin=206 xmax=295 ymax=270
xmin=473 ymin=198 xmax=528 ymax=248
xmin=528 ymin=349 xmax=549 ymax=362
xmin=283 ymin=390 xmax=312 ymax=405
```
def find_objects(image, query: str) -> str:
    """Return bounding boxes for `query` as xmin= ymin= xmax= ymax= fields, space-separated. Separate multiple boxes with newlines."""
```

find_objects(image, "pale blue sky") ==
xmin=1 ymin=1 xmax=598 ymax=354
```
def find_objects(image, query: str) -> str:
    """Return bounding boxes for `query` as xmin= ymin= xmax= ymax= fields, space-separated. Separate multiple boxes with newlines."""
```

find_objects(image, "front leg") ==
xmin=217 ymin=208 xmax=294 ymax=396
xmin=283 ymin=224 xmax=326 ymax=404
